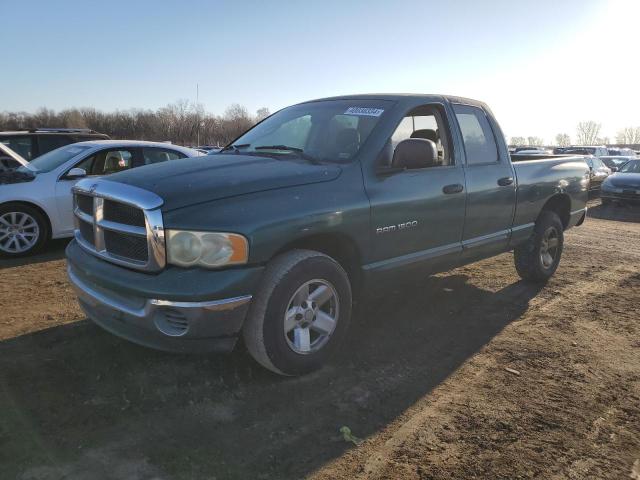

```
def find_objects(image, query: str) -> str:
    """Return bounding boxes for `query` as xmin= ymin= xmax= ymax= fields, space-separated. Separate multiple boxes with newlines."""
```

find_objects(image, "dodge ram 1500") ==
xmin=66 ymin=95 xmax=589 ymax=375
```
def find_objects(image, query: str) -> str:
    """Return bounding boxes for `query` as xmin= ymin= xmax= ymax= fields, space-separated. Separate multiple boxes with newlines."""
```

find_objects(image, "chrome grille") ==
xmin=103 ymin=200 xmax=145 ymax=227
xmin=76 ymin=194 xmax=94 ymax=215
xmin=104 ymin=229 xmax=149 ymax=261
xmin=72 ymin=179 xmax=165 ymax=272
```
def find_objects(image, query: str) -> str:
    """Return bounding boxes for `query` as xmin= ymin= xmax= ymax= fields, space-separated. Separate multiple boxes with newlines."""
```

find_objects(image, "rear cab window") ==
xmin=452 ymin=104 xmax=499 ymax=165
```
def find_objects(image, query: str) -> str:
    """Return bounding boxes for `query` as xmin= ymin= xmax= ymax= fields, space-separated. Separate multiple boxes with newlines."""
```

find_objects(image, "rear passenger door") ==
xmin=452 ymin=103 xmax=516 ymax=260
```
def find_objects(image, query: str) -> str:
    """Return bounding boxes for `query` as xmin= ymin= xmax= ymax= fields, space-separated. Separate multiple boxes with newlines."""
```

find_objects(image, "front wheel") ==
xmin=0 ymin=204 xmax=49 ymax=257
xmin=514 ymin=211 xmax=564 ymax=283
xmin=243 ymin=249 xmax=352 ymax=376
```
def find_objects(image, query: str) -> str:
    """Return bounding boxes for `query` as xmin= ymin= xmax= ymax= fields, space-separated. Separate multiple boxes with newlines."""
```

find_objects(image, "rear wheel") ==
xmin=514 ymin=211 xmax=564 ymax=283
xmin=243 ymin=249 xmax=352 ymax=376
xmin=0 ymin=204 xmax=49 ymax=257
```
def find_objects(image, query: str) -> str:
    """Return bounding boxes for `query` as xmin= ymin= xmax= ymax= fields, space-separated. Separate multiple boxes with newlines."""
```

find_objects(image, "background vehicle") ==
xmin=600 ymin=159 xmax=640 ymax=205
xmin=601 ymin=156 xmax=632 ymax=172
xmin=607 ymin=147 xmax=637 ymax=156
xmin=66 ymin=94 xmax=589 ymax=376
xmin=0 ymin=143 xmax=28 ymax=171
xmin=560 ymin=145 xmax=609 ymax=157
xmin=513 ymin=148 xmax=552 ymax=155
xmin=0 ymin=141 xmax=202 ymax=257
xmin=583 ymin=156 xmax=611 ymax=191
xmin=0 ymin=128 xmax=110 ymax=162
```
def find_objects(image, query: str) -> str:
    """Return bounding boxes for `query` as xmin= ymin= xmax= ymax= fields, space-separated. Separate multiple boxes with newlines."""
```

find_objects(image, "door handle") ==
xmin=442 ymin=183 xmax=464 ymax=194
xmin=497 ymin=177 xmax=514 ymax=186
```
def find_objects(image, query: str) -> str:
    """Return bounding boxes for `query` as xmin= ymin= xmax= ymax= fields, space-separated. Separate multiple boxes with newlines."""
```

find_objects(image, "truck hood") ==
xmin=109 ymin=153 xmax=343 ymax=211
xmin=607 ymin=172 xmax=640 ymax=188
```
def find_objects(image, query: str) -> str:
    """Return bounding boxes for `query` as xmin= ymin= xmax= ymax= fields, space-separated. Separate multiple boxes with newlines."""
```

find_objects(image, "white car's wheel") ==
xmin=0 ymin=204 xmax=49 ymax=257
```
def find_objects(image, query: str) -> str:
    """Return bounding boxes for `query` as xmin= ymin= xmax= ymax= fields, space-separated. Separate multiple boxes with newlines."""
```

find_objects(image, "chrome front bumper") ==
xmin=68 ymin=265 xmax=252 ymax=353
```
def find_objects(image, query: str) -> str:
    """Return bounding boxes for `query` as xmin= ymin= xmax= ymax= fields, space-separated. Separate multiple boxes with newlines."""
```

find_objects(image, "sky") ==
xmin=2 ymin=0 xmax=639 ymax=143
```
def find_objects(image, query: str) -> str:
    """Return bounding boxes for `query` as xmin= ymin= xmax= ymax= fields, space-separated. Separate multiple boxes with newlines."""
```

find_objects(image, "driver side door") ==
xmin=363 ymin=103 xmax=466 ymax=275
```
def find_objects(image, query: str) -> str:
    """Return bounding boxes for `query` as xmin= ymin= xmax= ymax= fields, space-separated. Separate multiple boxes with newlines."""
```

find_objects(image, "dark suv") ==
xmin=0 ymin=128 xmax=110 ymax=167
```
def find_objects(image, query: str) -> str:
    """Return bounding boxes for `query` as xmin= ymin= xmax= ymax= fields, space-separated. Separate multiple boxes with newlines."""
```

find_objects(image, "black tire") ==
xmin=243 ymin=249 xmax=352 ymax=376
xmin=0 ymin=203 xmax=49 ymax=258
xmin=514 ymin=210 xmax=564 ymax=283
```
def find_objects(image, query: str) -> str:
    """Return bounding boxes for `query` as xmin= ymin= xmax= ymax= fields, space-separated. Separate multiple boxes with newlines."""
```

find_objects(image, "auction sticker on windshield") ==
xmin=344 ymin=107 xmax=384 ymax=117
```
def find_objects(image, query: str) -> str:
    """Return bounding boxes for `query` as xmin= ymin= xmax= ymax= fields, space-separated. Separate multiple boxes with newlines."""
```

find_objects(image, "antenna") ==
xmin=196 ymin=83 xmax=200 ymax=147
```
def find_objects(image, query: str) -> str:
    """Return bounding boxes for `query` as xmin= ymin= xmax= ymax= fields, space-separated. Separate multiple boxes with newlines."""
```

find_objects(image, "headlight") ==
xmin=166 ymin=230 xmax=248 ymax=268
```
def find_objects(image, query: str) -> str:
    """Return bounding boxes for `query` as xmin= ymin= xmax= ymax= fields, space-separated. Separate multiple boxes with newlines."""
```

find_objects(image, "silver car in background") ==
xmin=0 ymin=140 xmax=202 ymax=257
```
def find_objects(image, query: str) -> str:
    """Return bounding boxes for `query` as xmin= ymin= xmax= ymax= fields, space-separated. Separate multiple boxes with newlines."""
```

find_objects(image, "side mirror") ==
xmin=64 ymin=167 xmax=87 ymax=180
xmin=391 ymin=138 xmax=437 ymax=170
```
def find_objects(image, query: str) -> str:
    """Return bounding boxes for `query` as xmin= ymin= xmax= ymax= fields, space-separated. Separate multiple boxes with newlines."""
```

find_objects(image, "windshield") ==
xmin=225 ymin=99 xmax=393 ymax=163
xmin=620 ymin=160 xmax=640 ymax=173
xmin=18 ymin=144 xmax=92 ymax=173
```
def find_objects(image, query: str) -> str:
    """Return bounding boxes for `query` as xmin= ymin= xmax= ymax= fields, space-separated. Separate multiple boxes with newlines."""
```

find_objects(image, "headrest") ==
xmin=410 ymin=129 xmax=438 ymax=143
xmin=392 ymin=138 xmax=438 ymax=169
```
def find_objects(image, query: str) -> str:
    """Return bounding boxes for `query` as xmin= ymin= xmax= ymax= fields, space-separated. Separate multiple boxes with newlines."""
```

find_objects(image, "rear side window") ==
xmin=142 ymin=148 xmax=186 ymax=165
xmin=0 ymin=136 xmax=34 ymax=160
xmin=453 ymin=104 xmax=498 ymax=165
xmin=38 ymin=135 xmax=74 ymax=155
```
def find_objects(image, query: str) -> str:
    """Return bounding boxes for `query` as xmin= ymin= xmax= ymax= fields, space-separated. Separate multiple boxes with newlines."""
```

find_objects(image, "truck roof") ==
xmin=302 ymin=93 xmax=488 ymax=109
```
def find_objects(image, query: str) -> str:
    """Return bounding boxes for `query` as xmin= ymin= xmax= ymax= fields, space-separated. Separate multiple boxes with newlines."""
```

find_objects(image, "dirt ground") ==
xmin=1 ymin=199 xmax=639 ymax=480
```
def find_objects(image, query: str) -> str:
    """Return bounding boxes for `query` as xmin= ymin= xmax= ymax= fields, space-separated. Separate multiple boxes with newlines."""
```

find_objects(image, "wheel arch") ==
xmin=540 ymin=193 xmax=571 ymax=228
xmin=273 ymin=232 xmax=363 ymax=293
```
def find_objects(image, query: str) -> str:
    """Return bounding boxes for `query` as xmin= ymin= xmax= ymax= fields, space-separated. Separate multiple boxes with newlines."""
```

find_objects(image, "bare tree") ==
xmin=615 ymin=127 xmax=640 ymax=144
xmin=255 ymin=107 xmax=271 ymax=121
xmin=576 ymin=121 xmax=601 ymax=145
xmin=527 ymin=136 xmax=544 ymax=147
xmin=510 ymin=136 xmax=526 ymax=146
xmin=0 ymin=101 xmax=267 ymax=147
xmin=555 ymin=133 xmax=571 ymax=146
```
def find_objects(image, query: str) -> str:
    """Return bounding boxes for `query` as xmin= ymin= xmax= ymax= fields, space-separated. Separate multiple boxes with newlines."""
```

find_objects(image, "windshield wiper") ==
xmin=221 ymin=143 xmax=250 ymax=153
xmin=254 ymin=145 xmax=320 ymax=164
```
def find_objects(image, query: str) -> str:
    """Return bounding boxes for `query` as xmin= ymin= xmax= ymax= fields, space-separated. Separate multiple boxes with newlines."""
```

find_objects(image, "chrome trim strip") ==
xmin=98 ymin=219 xmax=146 ymax=236
xmin=511 ymin=222 xmax=534 ymax=233
xmin=462 ymin=229 xmax=510 ymax=249
xmin=150 ymin=296 xmax=253 ymax=312
xmin=73 ymin=178 xmax=163 ymax=210
xmin=68 ymin=265 xmax=252 ymax=318
xmin=73 ymin=208 xmax=93 ymax=224
xmin=570 ymin=207 xmax=587 ymax=216
xmin=362 ymin=242 xmax=461 ymax=272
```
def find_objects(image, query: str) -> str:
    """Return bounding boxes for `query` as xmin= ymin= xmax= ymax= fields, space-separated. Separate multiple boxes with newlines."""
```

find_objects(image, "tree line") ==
xmin=0 ymin=101 xmax=271 ymax=147
xmin=510 ymin=121 xmax=640 ymax=147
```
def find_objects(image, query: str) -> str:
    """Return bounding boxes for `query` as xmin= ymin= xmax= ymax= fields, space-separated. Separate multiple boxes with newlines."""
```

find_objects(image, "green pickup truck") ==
xmin=67 ymin=94 xmax=589 ymax=375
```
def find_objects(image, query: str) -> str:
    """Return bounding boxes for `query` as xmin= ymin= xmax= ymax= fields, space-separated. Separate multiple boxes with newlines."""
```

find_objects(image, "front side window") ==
xmin=1 ymin=136 xmax=34 ymax=160
xmin=77 ymin=149 xmax=135 ymax=175
xmin=142 ymin=148 xmax=185 ymax=165
xmin=226 ymin=99 xmax=392 ymax=164
xmin=453 ymin=104 xmax=499 ymax=165
xmin=389 ymin=105 xmax=452 ymax=166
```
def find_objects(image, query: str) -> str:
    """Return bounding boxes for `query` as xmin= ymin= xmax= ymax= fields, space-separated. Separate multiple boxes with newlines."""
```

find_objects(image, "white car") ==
xmin=0 ymin=140 xmax=202 ymax=257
